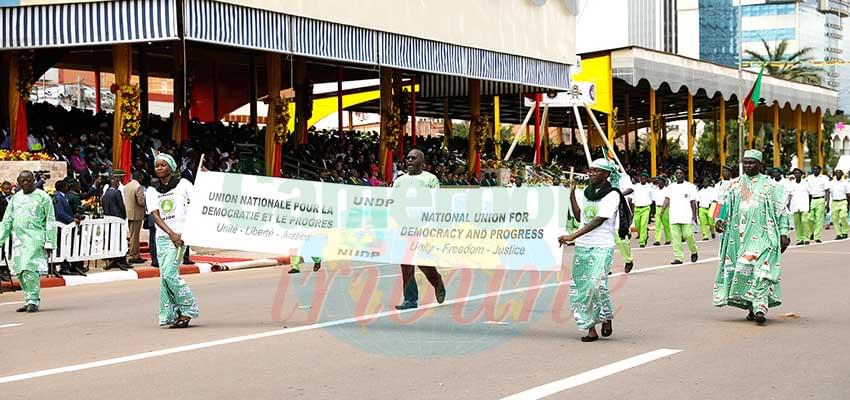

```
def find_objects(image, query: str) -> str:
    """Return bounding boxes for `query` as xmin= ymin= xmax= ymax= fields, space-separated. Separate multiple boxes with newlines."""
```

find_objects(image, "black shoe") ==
xmin=624 ymin=261 xmax=634 ymax=273
xmin=395 ymin=301 xmax=418 ymax=310
xmin=754 ymin=312 xmax=766 ymax=324
xmin=580 ymin=335 xmax=599 ymax=342
xmin=711 ymin=235 xmax=716 ymax=239
xmin=665 ymin=241 xmax=671 ymax=245
xmin=26 ymin=304 xmax=38 ymax=313
xmin=639 ymin=244 xmax=646 ymax=248
xmin=653 ymin=242 xmax=661 ymax=246
xmin=128 ymin=258 xmax=147 ymax=264
xmin=703 ymin=238 xmax=709 ymax=241
xmin=815 ymin=239 xmax=822 ymax=243
xmin=183 ymin=260 xmax=195 ymax=265
xmin=691 ymin=254 xmax=699 ymax=263
xmin=151 ymin=263 xmax=159 ymax=268
xmin=804 ymin=241 xmax=810 ymax=245
xmin=671 ymin=260 xmax=683 ymax=265
xmin=746 ymin=310 xmax=756 ymax=321
xmin=313 ymin=262 xmax=322 ymax=272
xmin=16 ymin=305 xmax=28 ymax=312
xmin=436 ymin=285 xmax=446 ymax=304
xmin=796 ymin=241 xmax=804 ymax=246
xmin=288 ymin=268 xmax=301 ymax=274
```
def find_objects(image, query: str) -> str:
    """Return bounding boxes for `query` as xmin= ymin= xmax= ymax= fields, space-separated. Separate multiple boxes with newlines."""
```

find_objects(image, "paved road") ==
xmin=0 ymin=232 xmax=848 ymax=399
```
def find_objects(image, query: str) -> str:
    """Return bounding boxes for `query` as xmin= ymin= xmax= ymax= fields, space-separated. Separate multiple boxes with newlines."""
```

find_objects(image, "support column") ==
xmin=265 ymin=53 xmax=282 ymax=177
xmin=212 ymin=62 xmax=219 ymax=120
xmin=95 ymin=67 xmax=102 ymax=114
xmin=379 ymin=67 xmax=393 ymax=181
xmin=172 ymin=40 xmax=186 ymax=144
xmin=719 ymin=97 xmax=726 ymax=170
xmin=748 ymin=110 xmax=755 ymax=148
xmin=112 ymin=44 xmax=134 ymax=181
xmin=8 ymin=52 xmax=29 ymax=152
xmin=534 ymin=93 xmax=542 ymax=165
xmin=468 ymin=79 xmax=481 ymax=177
xmin=649 ymin=89 xmax=657 ymax=177
xmin=687 ymin=93 xmax=694 ymax=182
xmin=494 ymin=96 xmax=501 ymax=159
xmin=338 ymin=66 xmax=344 ymax=138
xmin=248 ymin=55 xmax=258 ymax=133
xmin=817 ymin=109 xmax=823 ymax=167
xmin=393 ymin=70 xmax=404 ymax=160
xmin=411 ymin=76 xmax=417 ymax=146
xmin=624 ymin=94 xmax=630 ymax=167
xmin=773 ymin=103 xmax=780 ymax=167
xmin=442 ymin=97 xmax=451 ymax=147
xmin=139 ymin=48 xmax=149 ymax=132
xmin=796 ymin=107 xmax=803 ymax=169
xmin=294 ymin=57 xmax=308 ymax=145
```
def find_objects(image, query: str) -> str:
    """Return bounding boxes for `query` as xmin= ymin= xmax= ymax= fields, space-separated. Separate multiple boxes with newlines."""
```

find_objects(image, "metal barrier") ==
xmin=0 ymin=216 xmax=128 ymax=268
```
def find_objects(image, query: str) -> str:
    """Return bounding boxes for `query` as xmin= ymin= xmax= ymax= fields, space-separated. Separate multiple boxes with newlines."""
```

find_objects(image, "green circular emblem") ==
xmin=160 ymin=198 xmax=175 ymax=214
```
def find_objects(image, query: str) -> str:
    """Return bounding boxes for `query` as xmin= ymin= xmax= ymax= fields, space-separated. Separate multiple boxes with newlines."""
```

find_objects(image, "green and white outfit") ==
xmin=697 ymin=186 xmax=718 ymax=240
xmin=631 ymin=182 xmax=653 ymax=246
xmin=666 ymin=181 xmax=698 ymax=262
xmin=146 ymin=177 xmax=200 ymax=327
xmin=829 ymin=179 xmax=849 ymax=236
xmin=788 ymin=179 xmax=810 ymax=242
xmin=0 ymin=190 xmax=56 ymax=306
xmin=805 ymin=174 xmax=830 ymax=241
xmin=713 ymin=174 xmax=790 ymax=314
xmin=570 ymin=189 xmax=620 ymax=330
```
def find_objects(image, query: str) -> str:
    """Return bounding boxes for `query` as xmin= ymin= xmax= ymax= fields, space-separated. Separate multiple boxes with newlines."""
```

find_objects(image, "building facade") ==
xmin=577 ymin=0 xmax=678 ymax=53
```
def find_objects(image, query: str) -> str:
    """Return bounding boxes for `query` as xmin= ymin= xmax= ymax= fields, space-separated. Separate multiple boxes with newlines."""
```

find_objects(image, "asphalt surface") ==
xmin=0 ymin=230 xmax=848 ymax=399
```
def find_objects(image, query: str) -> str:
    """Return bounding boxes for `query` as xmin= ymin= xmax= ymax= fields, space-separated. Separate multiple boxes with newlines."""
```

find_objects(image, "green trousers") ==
xmin=18 ymin=270 xmax=40 ymax=306
xmin=833 ymin=200 xmax=849 ymax=236
xmin=671 ymin=223 xmax=697 ymax=262
xmin=290 ymin=256 xmax=323 ymax=271
xmin=614 ymin=234 xmax=633 ymax=263
xmin=634 ymin=206 xmax=651 ymax=246
xmin=654 ymin=209 xmax=671 ymax=244
xmin=808 ymin=198 xmax=827 ymax=241
xmin=792 ymin=211 xmax=810 ymax=243
xmin=698 ymin=208 xmax=714 ymax=239
xmin=157 ymin=236 xmax=200 ymax=327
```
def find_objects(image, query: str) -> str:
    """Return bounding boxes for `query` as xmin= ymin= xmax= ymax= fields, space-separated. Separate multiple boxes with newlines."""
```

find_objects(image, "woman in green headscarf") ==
xmin=558 ymin=158 xmax=631 ymax=342
xmin=146 ymin=153 xmax=200 ymax=328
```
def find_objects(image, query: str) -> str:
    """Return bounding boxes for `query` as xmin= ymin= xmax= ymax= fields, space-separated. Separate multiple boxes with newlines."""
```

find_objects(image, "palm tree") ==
xmin=745 ymin=39 xmax=824 ymax=85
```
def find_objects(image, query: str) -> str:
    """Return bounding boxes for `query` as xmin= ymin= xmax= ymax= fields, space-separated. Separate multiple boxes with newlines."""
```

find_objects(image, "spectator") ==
xmin=124 ymin=170 xmax=147 ymax=265
xmin=102 ymin=170 xmax=129 ymax=271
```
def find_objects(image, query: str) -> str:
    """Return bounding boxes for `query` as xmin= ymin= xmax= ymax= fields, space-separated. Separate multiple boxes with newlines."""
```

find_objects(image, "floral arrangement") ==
xmin=0 ymin=150 xmax=54 ymax=161
xmin=119 ymin=84 xmax=141 ymax=139
xmin=383 ymin=105 xmax=402 ymax=150
xmin=473 ymin=115 xmax=490 ymax=153
xmin=273 ymin=98 xmax=291 ymax=144
xmin=16 ymin=51 xmax=35 ymax=99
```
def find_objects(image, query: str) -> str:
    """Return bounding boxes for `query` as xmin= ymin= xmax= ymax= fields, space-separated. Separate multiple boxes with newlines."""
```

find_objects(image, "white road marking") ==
xmin=378 ymin=274 xmax=401 ymax=278
xmin=0 ymin=302 xmax=24 ymax=307
xmin=0 ymin=323 xmax=23 ymax=329
xmin=0 ymin=240 xmax=842 ymax=384
xmin=501 ymin=348 xmax=682 ymax=400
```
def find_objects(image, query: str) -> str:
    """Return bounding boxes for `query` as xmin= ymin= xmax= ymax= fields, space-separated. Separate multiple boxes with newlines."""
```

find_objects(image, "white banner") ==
xmin=523 ymin=83 xmax=596 ymax=108
xmin=183 ymin=172 xmax=570 ymax=271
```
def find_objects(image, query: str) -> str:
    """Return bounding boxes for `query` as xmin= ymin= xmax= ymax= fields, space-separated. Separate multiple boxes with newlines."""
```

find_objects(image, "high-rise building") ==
xmin=577 ymin=0 xmax=678 ymax=53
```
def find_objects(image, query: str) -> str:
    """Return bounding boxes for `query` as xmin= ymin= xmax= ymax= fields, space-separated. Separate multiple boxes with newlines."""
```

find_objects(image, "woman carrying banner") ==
xmin=146 ymin=153 xmax=200 ymax=328
xmin=558 ymin=158 xmax=631 ymax=342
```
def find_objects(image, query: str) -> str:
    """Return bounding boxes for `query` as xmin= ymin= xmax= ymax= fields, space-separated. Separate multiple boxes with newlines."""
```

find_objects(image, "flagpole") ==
xmin=737 ymin=0 xmax=744 ymax=177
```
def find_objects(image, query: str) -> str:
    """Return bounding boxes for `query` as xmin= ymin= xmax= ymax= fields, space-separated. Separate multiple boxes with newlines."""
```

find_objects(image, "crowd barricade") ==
xmin=0 ymin=217 xmax=128 ymax=269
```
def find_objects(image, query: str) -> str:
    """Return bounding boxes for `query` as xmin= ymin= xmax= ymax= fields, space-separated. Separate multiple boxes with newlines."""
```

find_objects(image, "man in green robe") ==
xmin=713 ymin=150 xmax=790 ymax=324
xmin=0 ymin=171 xmax=57 ymax=312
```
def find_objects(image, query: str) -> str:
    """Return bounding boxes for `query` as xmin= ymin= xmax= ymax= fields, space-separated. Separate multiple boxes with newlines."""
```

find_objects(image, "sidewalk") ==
xmin=0 ymin=238 xmax=292 ymax=291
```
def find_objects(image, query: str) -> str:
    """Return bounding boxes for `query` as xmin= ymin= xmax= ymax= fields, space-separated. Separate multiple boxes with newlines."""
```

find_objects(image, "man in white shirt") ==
xmin=829 ymin=169 xmax=850 ymax=240
xmin=715 ymin=166 xmax=734 ymax=204
xmin=662 ymin=167 xmax=699 ymax=264
xmin=696 ymin=178 xmax=718 ymax=241
xmin=789 ymin=168 xmax=811 ymax=245
xmin=805 ymin=165 xmax=830 ymax=243
xmin=631 ymin=173 xmax=654 ymax=248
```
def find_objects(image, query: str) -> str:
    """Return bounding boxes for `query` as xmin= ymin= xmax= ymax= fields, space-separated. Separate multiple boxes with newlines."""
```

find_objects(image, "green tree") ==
xmin=745 ymin=39 xmax=824 ymax=85
xmin=452 ymin=122 xmax=470 ymax=139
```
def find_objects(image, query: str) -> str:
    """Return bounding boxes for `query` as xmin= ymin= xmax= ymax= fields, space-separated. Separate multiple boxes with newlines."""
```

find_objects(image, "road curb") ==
xmin=0 ymin=255 xmax=292 ymax=291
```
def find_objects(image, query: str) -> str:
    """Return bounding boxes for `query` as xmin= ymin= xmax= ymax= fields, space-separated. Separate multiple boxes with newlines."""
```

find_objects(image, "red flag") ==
xmin=13 ymin=102 xmax=28 ymax=152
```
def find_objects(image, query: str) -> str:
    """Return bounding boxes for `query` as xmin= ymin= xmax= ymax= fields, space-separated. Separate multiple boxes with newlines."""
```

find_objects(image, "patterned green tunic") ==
xmin=713 ymin=174 xmax=790 ymax=314
xmin=0 ymin=190 xmax=57 ymax=306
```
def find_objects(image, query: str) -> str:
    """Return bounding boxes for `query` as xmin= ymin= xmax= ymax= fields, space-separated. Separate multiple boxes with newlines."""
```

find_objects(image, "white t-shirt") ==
xmin=715 ymin=180 xmax=731 ymax=203
xmin=145 ymin=179 xmax=193 ymax=238
xmin=665 ymin=182 xmax=698 ymax=224
xmin=651 ymin=186 xmax=667 ymax=206
xmin=805 ymin=174 xmax=830 ymax=197
xmin=697 ymin=187 xmax=718 ymax=208
xmin=631 ymin=182 xmax=653 ymax=207
xmin=788 ymin=180 xmax=810 ymax=213
xmin=830 ymin=179 xmax=849 ymax=201
xmin=575 ymin=190 xmax=620 ymax=248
